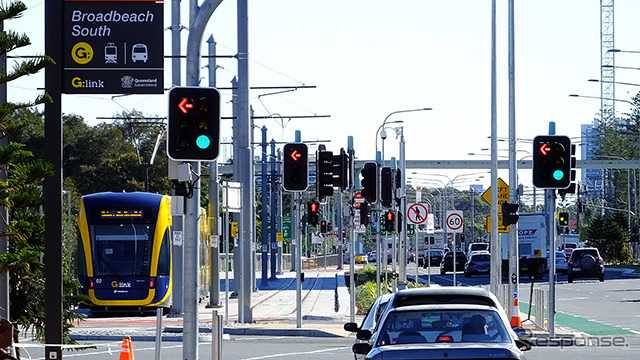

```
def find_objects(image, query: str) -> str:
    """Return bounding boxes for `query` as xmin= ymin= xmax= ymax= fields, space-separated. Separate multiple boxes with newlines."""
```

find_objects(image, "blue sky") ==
xmin=8 ymin=0 xmax=640 ymax=194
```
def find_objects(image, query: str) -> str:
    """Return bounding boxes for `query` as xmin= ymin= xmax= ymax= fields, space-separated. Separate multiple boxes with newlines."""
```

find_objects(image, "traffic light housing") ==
xmin=308 ymin=200 xmax=320 ymax=225
xmin=380 ymin=167 xmax=393 ymax=207
xmin=384 ymin=210 xmax=396 ymax=232
xmin=360 ymin=201 xmax=370 ymax=226
xmin=316 ymin=149 xmax=334 ymax=201
xmin=167 ymin=86 xmax=221 ymax=161
xmin=558 ymin=211 xmax=569 ymax=226
xmin=360 ymin=162 xmax=379 ymax=203
xmin=320 ymin=220 xmax=328 ymax=233
xmin=532 ymin=135 xmax=572 ymax=188
xmin=500 ymin=202 xmax=519 ymax=227
xmin=283 ymin=143 xmax=308 ymax=191
xmin=332 ymin=148 xmax=349 ymax=189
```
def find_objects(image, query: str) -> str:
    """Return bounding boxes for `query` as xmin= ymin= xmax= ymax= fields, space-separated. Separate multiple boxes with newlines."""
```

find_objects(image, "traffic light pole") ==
xmin=546 ymin=189 xmax=556 ymax=337
xmin=348 ymin=137 xmax=356 ymax=323
xmin=376 ymin=152 xmax=382 ymax=298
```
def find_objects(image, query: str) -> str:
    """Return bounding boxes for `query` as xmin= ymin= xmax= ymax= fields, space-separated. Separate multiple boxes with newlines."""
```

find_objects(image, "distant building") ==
xmin=581 ymin=123 xmax=603 ymax=198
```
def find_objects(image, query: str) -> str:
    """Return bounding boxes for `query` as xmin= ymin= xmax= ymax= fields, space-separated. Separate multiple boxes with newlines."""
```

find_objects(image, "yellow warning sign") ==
xmin=481 ymin=177 xmax=510 ymax=212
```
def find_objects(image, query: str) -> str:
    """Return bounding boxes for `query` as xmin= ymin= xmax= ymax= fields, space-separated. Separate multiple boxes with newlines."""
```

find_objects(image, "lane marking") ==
xmin=239 ymin=346 xmax=351 ymax=359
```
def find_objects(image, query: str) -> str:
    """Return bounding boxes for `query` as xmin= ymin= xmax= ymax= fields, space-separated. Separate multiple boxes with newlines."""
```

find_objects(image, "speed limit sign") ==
xmin=445 ymin=210 xmax=464 ymax=233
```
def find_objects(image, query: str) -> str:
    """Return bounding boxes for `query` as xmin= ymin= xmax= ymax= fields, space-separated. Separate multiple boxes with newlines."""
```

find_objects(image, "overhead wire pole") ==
xmin=208 ymin=35 xmax=221 ymax=308
xmin=508 ymin=0 xmax=520 ymax=325
xmin=489 ymin=0 xmax=501 ymax=296
xmin=184 ymin=0 xmax=223 ymax=358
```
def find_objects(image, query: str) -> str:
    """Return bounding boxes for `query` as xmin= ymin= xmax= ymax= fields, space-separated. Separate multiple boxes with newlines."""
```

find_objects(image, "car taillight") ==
xmin=437 ymin=335 xmax=454 ymax=342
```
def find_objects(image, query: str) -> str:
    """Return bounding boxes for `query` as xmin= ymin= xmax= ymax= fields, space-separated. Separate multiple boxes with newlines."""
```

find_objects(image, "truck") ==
xmin=415 ymin=229 xmax=446 ymax=266
xmin=501 ymin=213 xmax=548 ymax=278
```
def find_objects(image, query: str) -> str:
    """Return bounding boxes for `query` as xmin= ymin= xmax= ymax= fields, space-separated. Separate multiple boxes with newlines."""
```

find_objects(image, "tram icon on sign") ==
xmin=132 ymin=44 xmax=148 ymax=63
xmin=104 ymin=42 xmax=117 ymax=64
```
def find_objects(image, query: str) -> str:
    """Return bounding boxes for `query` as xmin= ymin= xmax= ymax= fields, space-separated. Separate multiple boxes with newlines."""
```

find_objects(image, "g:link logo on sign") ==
xmin=71 ymin=42 xmax=93 ymax=64
xmin=72 ymin=77 xmax=104 ymax=88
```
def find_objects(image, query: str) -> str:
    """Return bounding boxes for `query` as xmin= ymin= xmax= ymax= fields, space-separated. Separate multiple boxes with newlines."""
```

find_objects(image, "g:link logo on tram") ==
xmin=71 ymin=42 xmax=93 ymax=64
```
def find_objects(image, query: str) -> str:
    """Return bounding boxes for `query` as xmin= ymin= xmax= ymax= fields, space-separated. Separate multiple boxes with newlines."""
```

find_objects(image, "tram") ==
xmin=77 ymin=192 xmax=173 ymax=314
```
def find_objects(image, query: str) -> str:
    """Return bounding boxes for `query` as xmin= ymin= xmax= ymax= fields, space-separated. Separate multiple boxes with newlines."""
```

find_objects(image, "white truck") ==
xmin=415 ymin=229 xmax=446 ymax=266
xmin=501 ymin=213 xmax=548 ymax=278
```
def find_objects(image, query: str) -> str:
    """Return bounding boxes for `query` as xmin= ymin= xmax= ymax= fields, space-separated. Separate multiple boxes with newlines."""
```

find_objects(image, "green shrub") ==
xmin=355 ymin=281 xmax=378 ymax=315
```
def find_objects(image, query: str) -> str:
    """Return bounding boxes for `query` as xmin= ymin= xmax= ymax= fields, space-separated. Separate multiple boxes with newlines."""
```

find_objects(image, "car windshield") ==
xmin=564 ymin=243 xmax=577 ymax=249
xmin=471 ymin=254 xmax=490 ymax=262
xmin=470 ymin=244 xmax=488 ymax=251
xmin=377 ymin=309 xmax=510 ymax=346
xmin=572 ymin=249 xmax=599 ymax=259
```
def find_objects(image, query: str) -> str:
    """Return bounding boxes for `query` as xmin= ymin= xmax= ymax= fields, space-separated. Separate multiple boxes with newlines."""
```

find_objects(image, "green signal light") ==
xmin=196 ymin=135 xmax=211 ymax=149
xmin=553 ymin=169 xmax=564 ymax=180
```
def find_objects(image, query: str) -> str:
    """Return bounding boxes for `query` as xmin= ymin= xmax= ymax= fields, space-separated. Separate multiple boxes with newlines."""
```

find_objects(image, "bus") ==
xmin=77 ymin=192 xmax=173 ymax=314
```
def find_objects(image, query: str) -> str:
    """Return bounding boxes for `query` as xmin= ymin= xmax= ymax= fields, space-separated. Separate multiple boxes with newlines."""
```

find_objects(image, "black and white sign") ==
xmin=446 ymin=210 xmax=464 ymax=233
xmin=63 ymin=0 xmax=164 ymax=94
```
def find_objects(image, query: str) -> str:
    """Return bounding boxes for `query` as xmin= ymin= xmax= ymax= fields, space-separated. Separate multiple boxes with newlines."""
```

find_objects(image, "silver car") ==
xmin=353 ymin=304 xmax=531 ymax=359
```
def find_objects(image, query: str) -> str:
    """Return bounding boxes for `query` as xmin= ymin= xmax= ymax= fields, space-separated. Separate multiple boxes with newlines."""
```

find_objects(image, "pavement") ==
xmin=67 ymin=264 xmax=589 ymax=342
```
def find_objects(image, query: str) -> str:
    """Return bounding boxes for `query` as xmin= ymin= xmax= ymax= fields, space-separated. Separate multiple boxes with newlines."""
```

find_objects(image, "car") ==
xmin=562 ymin=242 xmax=578 ymax=259
xmin=354 ymin=253 xmax=368 ymax=264
xmin=353 ymin=287 xmax=510 ymax=355
xmin=464 ymin=251 xmax=491 ymax=277
xmin=421 ymin=249 xmax=444 ymax=268
xmin=352 ymin=303 xmax=531 ymax=359
xmin=548 ymin=250 xmax=568 ymax=274
xmin=467 ymin=242 xmax=490 ymax=256
xmin=439 ymin=251 xmax=468 ymax=275
xmin=344 ymin=293 xmax=393 ymax=360
xmin=567 ymin=247 xmax=605 ymax=283
xmin=367 ymin=251 xmax=377 ymax=263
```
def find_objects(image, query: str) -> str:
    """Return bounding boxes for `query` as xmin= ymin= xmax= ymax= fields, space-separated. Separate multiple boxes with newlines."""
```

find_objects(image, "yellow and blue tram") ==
xmin=77 ymin=192 xmax=173 ymax=313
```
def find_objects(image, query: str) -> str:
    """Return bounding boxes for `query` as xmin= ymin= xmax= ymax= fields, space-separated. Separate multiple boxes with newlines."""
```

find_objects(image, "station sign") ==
xmin=63 ymin=0 xmax=164 ymax=94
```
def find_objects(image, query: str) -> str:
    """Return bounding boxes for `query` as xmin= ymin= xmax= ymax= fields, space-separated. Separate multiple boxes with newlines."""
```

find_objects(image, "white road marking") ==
xmin=239 ymin=346 xmax=351 ymax=359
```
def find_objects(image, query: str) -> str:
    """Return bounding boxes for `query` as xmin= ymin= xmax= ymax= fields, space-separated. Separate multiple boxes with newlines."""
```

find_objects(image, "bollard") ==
xmin=155 ymin=307 xmax=163 ymax=360
xmin=212 ymin=310 xmax=223 ymax=360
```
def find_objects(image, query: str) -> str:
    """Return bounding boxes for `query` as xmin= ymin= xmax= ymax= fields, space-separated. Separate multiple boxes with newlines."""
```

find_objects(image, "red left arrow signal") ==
xmin=290 ymin=149 xmax=302 ymax=161
xmin=178 ymin=98 xmax=194 ymax=114
xmin=539 ymin=143 xmax=551 ymax=155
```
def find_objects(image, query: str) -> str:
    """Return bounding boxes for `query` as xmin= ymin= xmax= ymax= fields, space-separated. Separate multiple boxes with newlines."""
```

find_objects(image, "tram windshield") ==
xmin=91 ymin=223 xmax=153 ymax=276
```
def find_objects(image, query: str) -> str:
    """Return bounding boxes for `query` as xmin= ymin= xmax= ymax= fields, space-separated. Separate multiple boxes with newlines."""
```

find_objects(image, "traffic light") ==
xmin=332 ymin=148 xmax=349 ymax=189
xmin=380 ymin=167 xmax=393 ymax=207
xmin=360 ymin=162 xmax=379 ymax=203
xmin=500 ymin=201 xmax=519 ymax=227
xmin=558 ymin=211 xmax=569 ymax=226
xmin=532 ymin=135 xmax=572 ymax=188
xmin=316 ymin=149 xmax=334 ymax=201
xmin=283 ymin=143 xmax=308 ymax=191
xmin=308 ymin=200 xmax=320 ymax=225
xmin=384 ymin=210 xmax=396 ymax=232
xmin=360 ymin=201 xmax=370 ymax=226
xmin=167 ymin=86 xmax=221 ymax=161
xmin=558 ymin=143 xmax=577 ymax=197
xmin=320 ymin=220 xmax=328 ymax=233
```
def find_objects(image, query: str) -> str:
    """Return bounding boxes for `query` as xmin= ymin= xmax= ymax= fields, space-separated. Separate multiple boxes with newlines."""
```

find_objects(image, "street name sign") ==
xmin=63 ymin=0 xmax=164 ymax=94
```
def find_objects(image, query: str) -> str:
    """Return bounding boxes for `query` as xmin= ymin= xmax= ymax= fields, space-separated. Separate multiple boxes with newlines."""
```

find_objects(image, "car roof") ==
xmin=386 ymin=303 xmax=499 ymax=313
xmin=572 ymin=247 xmax=599 ymax=252
xmin=387 ymin=287 xmax=499 ymax=308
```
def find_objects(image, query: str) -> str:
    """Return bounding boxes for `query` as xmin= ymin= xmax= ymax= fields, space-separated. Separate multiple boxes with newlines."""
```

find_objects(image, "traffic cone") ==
xmin=119 ymin=336 xmax=135 ymax=360
xmin=510 ymin=293 xmax=522 ymax=328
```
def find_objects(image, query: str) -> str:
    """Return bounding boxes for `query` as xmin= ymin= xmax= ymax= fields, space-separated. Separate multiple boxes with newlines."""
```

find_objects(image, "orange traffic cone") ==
xmin=510 ymin=293 xmax=522 ymax=328
xmin=119 ymin=336 xmax=135 ymax=360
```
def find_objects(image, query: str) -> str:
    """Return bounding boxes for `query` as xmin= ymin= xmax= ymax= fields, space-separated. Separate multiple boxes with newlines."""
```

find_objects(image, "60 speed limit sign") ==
xmin=445 ymin=210 xmax=464 ymax=233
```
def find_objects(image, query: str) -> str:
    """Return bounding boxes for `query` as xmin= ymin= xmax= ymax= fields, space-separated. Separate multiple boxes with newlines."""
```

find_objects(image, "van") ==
xmin=467 ymin=242 xmax=489 ymax=256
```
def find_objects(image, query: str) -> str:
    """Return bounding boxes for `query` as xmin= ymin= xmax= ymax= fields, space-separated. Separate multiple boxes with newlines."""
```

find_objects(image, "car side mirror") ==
xmin=344 ymin=322 xmax=359 ymax=332
xmin=515 ymin=338 xmax=532 ymax=351
xmin=352 ymin=342 xmax=372 ymax=355
xmin=356 ymin=329 xmax=372 ymax=340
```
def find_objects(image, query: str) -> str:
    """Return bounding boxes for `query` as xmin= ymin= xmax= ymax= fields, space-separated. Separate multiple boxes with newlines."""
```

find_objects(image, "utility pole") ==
xmin=207 ymin=34 xmax=221 ymax=308
xmin=183 ymin=1 xmax=223 ymax=358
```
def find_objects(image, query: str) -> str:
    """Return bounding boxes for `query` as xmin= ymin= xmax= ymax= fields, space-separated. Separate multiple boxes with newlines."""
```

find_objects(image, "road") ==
xmin=414 ymin=264 xmax=640 ymax=335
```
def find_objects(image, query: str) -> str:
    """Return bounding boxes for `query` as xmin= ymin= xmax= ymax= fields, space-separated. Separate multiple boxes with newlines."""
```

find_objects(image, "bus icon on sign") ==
xmin=131 ymin=44 xmax=148 ymax=63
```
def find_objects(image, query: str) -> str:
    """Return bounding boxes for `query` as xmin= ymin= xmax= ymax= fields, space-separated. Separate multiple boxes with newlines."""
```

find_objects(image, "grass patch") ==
xmin=606 ymin=263 xmax=640 ymax=273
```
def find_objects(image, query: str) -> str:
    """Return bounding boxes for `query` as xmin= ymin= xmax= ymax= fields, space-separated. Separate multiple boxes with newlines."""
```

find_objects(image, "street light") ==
xmin=569 ymin=94 xmax=634 ymax=105
xmin=588 ymin=78 xmax=640 ymax=87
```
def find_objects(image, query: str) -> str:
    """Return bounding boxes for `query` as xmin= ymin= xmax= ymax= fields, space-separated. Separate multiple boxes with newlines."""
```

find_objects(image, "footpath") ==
xmin=70 ymin=267 xmax=355 ymax=341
